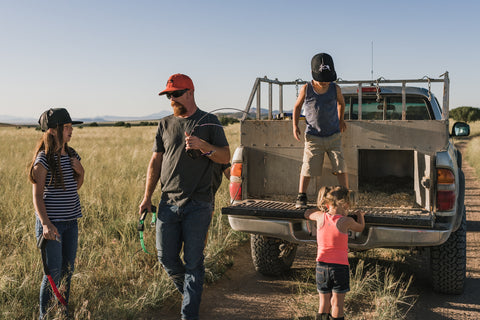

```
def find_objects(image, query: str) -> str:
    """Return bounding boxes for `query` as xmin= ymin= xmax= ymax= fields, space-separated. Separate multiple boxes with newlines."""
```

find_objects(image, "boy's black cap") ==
xmin=311 ymin=53 xmax=337 ymax=82
xmin=38 ymin=108 xmax=83 ymax=132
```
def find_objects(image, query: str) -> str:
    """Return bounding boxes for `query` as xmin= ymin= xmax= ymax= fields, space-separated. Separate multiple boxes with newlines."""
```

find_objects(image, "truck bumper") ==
xmin=227 ymin=215 xmax=452 ymax=249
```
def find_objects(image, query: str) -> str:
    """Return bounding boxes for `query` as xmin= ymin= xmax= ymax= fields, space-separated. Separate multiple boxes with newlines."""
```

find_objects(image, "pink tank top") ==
xmin=316 ymin=212 xmax=349 ymax=265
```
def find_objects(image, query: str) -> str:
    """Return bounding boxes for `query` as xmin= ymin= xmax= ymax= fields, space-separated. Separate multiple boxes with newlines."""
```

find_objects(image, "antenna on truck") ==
xmin=371 ymin=41 xmax=374 ymax=81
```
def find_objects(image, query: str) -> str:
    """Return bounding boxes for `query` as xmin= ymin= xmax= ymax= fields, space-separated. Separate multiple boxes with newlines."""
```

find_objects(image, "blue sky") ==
xmin=1 ymin=0 xmax=479 ymax=121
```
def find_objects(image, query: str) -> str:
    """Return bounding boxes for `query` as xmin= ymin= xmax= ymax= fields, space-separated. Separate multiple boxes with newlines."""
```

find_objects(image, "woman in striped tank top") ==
xmin=28 ymin=108 xmax=84 ymax=319
xmin=305 ymin=186 xmax=365 ymax=320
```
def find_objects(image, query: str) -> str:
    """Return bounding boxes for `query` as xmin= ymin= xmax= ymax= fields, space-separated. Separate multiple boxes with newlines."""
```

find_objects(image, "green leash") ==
xmin=137 ymin=205 xmax=157 ymax=255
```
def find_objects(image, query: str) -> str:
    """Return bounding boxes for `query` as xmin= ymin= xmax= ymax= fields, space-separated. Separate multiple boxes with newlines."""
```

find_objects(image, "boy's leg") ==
xmin=297 ymin=134 xmax=324 ymax=208
xmin=336 ymin=172 xmax=349 ymax=189
xmin=326 ymin=132 xmax=348 ymax=189
xmin=298 ymin=175 xmax=310 ymax=193
xmin=296 ymin=176 xmax=310 ymax=208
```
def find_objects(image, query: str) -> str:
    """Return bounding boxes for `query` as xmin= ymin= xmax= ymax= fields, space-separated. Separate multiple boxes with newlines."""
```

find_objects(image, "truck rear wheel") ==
xmin=430 ymin=207 xmax=466 ymax=294
xmin=250 ymin=234 xmax=297 ymax=276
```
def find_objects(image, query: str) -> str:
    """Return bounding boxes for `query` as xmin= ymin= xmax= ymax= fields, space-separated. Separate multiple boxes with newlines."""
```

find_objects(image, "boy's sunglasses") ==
xmin=166 ymin=89 xmax=188 ymax=100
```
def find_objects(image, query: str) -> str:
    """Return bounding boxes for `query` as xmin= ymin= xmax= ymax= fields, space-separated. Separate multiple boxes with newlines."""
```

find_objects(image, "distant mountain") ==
xmin=0 ymin=115 xmax=37 ymax=125
xmin=77 ymin=111 xmax=172 ymax=123
xmin=0 ymin=111 xmax=172 ymax=125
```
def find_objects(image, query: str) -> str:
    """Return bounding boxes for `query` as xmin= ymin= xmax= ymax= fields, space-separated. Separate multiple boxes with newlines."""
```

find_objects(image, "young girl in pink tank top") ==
xmin=305 ymin=186 xmax=365 ymax=320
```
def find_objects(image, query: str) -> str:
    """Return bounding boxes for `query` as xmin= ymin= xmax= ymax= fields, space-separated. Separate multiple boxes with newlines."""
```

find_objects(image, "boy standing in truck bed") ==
xmin=293 ymin=52 xmax=348 ymax=208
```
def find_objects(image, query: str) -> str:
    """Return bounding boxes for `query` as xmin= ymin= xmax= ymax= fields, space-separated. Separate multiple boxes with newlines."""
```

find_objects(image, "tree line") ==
xmin=450 ymin=106 xmax=480 ymax=122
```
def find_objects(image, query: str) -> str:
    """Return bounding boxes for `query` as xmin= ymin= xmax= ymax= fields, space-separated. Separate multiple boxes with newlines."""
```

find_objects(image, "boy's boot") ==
xmin=316 ymin=313 xmax=330 ymax=320
xmin=329 ymin=316 xmax=344 ymax=320
xmin=295 ymin=192 xmax=307 ymax=209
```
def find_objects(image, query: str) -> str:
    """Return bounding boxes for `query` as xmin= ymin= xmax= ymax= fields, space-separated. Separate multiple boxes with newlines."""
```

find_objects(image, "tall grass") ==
xmin=0 ymin=123 xmax=244 ymax=319
xmin=464 ymin=121 xmax=480 ymax=178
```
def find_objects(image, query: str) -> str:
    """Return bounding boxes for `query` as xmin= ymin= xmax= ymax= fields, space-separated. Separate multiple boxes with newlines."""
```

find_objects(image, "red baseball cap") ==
xmin=158 ymin=74 xmax=194 ymax=95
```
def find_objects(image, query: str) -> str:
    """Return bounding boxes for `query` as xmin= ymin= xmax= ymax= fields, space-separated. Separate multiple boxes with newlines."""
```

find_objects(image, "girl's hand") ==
xmin=42 ymin=222 xmax=60 ymax=241
xmin=354 ymin=209 xmax=364 ymax=217
xmin=70 ymin=158 xmax=84 ymax=177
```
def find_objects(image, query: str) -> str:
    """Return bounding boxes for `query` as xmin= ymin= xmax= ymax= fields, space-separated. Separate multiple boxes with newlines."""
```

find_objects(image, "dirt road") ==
xmin=150 ymin=242 xmax=317 ymax=320
xmin=147 ymin=140 xmax=480 ymax=320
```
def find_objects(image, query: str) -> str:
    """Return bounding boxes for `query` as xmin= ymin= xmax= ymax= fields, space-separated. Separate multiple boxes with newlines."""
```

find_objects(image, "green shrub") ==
xmin=450 ymin=106 xmax=480 ymax=122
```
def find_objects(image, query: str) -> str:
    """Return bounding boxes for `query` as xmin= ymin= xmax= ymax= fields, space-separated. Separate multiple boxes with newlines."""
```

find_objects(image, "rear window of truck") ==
xmin=344 ymin=96 xmax=432 ymax=120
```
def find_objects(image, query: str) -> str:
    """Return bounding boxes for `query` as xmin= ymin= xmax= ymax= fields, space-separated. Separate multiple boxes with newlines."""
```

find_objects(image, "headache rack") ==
xmin=242 ymin=73 xmax=450 ymax=121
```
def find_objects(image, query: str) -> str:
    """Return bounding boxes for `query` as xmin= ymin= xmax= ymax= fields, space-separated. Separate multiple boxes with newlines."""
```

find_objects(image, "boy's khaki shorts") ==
xmin=300 ymin=132 xmax=346 ymax=177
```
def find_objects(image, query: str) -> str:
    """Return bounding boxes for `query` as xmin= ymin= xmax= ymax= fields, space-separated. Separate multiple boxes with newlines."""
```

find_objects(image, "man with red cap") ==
xmin=139 ymin=74 xmax=230 ymax=320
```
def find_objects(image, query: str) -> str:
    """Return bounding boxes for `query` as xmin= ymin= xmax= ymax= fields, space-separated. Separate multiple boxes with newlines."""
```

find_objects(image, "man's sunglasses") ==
xmin=166 ymin=89 xmax=188 ymax=99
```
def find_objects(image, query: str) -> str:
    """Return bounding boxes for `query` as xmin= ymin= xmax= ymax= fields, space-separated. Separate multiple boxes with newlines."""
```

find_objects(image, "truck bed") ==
xmin=221 ymin=199 xmax=434 ymax=228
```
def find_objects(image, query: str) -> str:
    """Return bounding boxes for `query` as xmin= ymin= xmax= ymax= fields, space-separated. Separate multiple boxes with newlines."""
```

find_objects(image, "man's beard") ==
xmin=171 ymin=101 xmax=187 ymax=116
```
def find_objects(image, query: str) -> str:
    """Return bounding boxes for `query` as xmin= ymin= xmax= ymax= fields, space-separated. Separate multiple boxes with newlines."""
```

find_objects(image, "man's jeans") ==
xmin=35 ymin=219 xmax=78 ymax=319
xmin=156 ymin=200 xmax=212 ymax=320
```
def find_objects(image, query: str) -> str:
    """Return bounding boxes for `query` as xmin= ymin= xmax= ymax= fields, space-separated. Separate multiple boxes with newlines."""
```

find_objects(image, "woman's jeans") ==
xmin=156 ymin=200 xmax=212 ymax=320
xmin=35 ymin=219 xmax=78 ymax=319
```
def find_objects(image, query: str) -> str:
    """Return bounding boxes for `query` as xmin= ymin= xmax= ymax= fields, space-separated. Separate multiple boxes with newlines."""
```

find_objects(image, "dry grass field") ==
xmin=465 ymin=121 xmax=480 ymax=177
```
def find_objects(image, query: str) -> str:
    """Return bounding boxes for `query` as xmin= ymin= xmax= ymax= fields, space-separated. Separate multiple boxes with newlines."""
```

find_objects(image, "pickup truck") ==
xmin=221 ymin=73 xmax=470 ymax=294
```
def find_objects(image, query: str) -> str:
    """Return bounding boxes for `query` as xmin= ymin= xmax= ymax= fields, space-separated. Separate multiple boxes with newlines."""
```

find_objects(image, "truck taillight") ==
xmin=437 ymin=191 xmax=455 ymax=211
xmin=436 ymin=168 xmax=455 ymax=211
xmin=437 ymin=169 xmax=455 ymax=184
xmin=231 ymin=163 xmax=242 ymax=177
xmin=229 ymin=163 xmax=242 ymax=201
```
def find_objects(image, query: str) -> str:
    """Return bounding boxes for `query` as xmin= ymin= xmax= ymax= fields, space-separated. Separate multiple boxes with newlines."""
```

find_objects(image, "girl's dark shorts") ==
xmin=316 ymin=261 xmax=350 ymax=294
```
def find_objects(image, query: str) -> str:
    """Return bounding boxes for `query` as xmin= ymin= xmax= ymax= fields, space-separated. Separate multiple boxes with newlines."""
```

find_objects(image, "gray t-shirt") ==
xmin=153 ymin=109 xmax=229 ymax=207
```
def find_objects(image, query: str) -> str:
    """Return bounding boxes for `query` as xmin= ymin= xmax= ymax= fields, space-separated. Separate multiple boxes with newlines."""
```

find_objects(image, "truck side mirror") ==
xmin=451 ymin=122 xmax=470 ymax=137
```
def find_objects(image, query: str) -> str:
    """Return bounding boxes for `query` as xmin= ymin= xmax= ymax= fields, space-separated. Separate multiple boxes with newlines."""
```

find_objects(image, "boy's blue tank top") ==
xmin=304 ymin=82 xmax=339 ymax=137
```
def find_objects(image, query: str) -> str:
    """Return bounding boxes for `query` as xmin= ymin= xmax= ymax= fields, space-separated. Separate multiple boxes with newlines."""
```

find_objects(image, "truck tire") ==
xmin=250 ymin=234 xmax=297 ymax=276
xmin=430 ymin=207 xmax=466 ymax=294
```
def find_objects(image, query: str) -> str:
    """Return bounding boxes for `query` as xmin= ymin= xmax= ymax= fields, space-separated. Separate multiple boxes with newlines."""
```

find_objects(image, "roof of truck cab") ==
xmin=340 ymin=85 xmax=431 ymax=97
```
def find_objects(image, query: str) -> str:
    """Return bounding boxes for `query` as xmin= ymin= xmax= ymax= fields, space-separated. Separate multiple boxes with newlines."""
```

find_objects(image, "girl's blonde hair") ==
xmin=316 ymin=185 xmax=353 ymax=209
